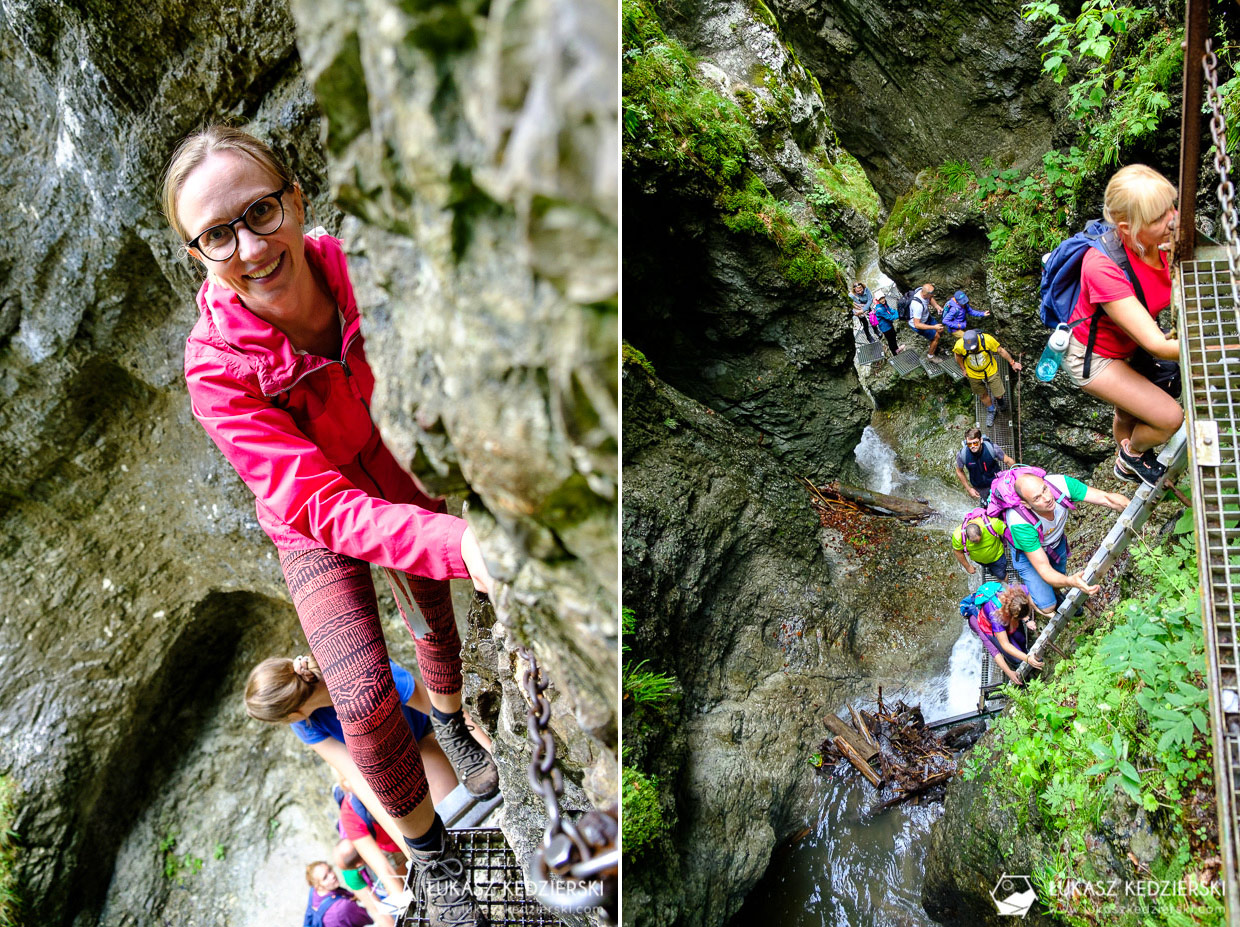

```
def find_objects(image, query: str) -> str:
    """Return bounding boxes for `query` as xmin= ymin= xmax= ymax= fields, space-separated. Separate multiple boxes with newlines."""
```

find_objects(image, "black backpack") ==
xmin=896 ymin=289 xmax=917 ymax=321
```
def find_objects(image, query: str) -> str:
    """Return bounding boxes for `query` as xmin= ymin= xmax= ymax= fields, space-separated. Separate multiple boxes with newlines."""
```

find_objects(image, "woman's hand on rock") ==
xmin=460 ymin=526 xmax=493 ymax=595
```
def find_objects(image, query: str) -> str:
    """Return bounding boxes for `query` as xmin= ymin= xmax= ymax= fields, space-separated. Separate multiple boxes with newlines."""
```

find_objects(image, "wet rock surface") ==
xmin=622 ymin=360 xmax=970 ymax=927
xmin=0 ymin=0 xmax=614 ymax=923
xmin=764 ymin=0 xmax=1065 ymax=205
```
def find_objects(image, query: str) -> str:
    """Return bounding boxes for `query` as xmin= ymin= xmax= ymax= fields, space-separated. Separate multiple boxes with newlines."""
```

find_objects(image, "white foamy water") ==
xmin=854 ymin=425 xmax=901 ymax=495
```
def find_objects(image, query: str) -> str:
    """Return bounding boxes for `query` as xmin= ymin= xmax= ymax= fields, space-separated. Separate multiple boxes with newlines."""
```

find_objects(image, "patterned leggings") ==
xmin=280 ymin=547 xmax=463 ymax=818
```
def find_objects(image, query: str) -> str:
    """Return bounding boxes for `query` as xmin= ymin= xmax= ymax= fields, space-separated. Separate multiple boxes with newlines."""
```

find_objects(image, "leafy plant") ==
xmin=0 ymin=778 xmax=21 ymax=927
xmin=622 ymin=607 xmax=680 ymax=708
xmin=963 ymin=536 xmax=1221 ymax=924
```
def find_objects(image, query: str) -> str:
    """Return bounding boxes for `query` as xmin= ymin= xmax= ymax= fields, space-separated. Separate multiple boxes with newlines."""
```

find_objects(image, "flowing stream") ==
xmin=731 ymin=428 xmax=983 ymax=927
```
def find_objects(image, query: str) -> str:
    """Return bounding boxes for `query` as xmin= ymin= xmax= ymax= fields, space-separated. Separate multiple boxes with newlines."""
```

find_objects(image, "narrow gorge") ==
xmin=623 ymin=0 xmax=1233 ymax=924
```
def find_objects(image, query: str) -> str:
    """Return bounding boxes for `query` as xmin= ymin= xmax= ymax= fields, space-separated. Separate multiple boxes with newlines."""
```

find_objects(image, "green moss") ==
xmin=720 ymin=175 xmax=845 ymax=291
xmin=622 ymin=767 xmax=670 ymax=861
xmin=878 ymin=171 xmax=967 ymax=251
xmin=0 ymin=778 xmax=19 ymax=927
xmin=408 ymin=7 xmax=476 ymax=54
xmin=623 ymin=0 xmax=752 ymax=184
xmin=622 ymin=342 xmax=656 ymax=376
xmin=810 ymin=152 xmax=880 ymax=223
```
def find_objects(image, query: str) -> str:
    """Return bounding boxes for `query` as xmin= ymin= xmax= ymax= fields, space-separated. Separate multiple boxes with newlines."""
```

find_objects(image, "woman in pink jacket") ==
xmin=162 ymin=126 xmax=491 ymax=927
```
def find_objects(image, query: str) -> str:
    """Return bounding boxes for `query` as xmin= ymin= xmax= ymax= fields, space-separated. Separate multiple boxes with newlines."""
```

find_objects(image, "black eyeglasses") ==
xmin=186 ymin=188 xmax=289 ymax=262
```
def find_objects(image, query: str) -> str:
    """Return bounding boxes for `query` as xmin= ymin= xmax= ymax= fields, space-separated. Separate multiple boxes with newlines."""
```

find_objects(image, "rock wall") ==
xmin=624 ymin=0 xmax=874 ymax=478
xmin=0 ymin=0 xmax=615 ymax=923
xmin=765 ymin=0 xmax=1065 ymax=205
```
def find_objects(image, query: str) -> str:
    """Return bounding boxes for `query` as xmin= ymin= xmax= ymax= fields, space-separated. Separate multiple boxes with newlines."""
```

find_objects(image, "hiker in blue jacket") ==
xmin=872 ymin=292 xmax=901 ymax=355
xmin=940 ymin=290 xmax=990 ymax=336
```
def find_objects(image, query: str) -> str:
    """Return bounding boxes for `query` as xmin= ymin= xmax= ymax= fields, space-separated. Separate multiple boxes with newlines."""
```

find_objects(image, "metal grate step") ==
xmin=1178 ymin=252 xmax=1240 ymax=922
xmin=971 ymin=358 xmax=1016 ymax=460
xmin=919 ymin=353 xmax=946 ymax=378
xmin=890 ymin=349 xmax=926 ymax=377
xmin=399 ymin=828 xmax=561 ymax=926
xmin=855 ymin=341 xmax=888 ymax=366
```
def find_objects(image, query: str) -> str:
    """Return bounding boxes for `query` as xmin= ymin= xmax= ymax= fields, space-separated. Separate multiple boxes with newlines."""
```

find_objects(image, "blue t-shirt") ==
xmin=291 ymin=661 xmax=432 ymax=745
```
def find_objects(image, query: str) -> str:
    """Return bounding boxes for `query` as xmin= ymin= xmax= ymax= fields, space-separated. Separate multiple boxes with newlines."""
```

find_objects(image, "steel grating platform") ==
xmin=855 ymin=340 xmax=888 ymax=366
xmin=398 ymin=828 xmax=563 ymax=926
xmin=919 ymin=353 xmax=946 ymax=377
xmin=1178 ymin=251 xmax=1240 ymax=923
xmin=972 ymin=357 xmax=1017 ymax=460
xmin=890 ymin=349 xmax=927 ymax=377
xmin=937 ymin=357 xmax=965 ymax=381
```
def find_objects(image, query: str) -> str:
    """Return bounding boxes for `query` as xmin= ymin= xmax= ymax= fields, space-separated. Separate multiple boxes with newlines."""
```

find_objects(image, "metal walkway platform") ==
xmin=925 ymin=352 xmax=965 ymax=380
xmin=890 ymin=348 xmax=927 ymax=377
xmin=855 ymin=340 xmax=887 ymax=366
xmin=399 ymin=828 xmax=561 ymax=926
xmin=1179 ymin=250 xmax=1240 ymax=922
xmin=971 ymin=357 xmax=1016 ymax=460
xmin=919 ymin=353 xmax=946 ymax=378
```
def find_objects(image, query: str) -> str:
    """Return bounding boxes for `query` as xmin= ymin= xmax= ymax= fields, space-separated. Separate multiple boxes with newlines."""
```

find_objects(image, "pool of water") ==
xmin=729 ymin=429 xmax=983 ymax=926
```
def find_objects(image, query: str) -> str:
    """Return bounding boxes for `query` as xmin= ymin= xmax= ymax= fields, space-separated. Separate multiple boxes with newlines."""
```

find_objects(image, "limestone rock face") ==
xmin=0 ymin=0 xmax=615 ymax=922
xmin=288 ymin=0 xmax=619 ymax=831
xmin=622 ymin=363 xmax=860 ymax=926
xmin=767 ymin=0 xmax=1066 ymax=204
xmin=625 ymin=0 xmax=874 ymax=478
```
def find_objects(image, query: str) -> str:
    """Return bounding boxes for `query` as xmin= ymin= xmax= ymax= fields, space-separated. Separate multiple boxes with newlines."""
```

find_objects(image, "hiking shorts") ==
xmin=1063 ymin=335 xmax=1116 ymax=386
xmin=966 ymin=371 xmax=1005 ymax=402
xmin=914 ymin=325 xmax=938 ymax=342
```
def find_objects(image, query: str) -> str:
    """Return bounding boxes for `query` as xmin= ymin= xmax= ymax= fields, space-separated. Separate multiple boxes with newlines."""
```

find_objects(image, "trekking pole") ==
xmin=1016 ymin=351 xmax=1023 ymax=463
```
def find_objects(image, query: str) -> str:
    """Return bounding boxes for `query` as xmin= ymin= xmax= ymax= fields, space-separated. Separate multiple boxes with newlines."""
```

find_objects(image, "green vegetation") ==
xmin=159 ymin=830 xmax=204 ymax=883
xmin=622 ymin=341 xmax=657 ymax=377
xmin=0 ymin=778 xmax=21 ymax=927
xmin=623 ymin=0 xmax=868 ymax=292
xmin=888 ymin=4 xmax=1238 ymax=278
xmin=964 ymin=535 xmax=1222 ymax=925
xmin=621 ymin=767 xmax=670 ymax=861
xmin=811 ymin=149 xmax=881 ymax=223
xmin=621 ymin=607 xmax=680 ymax=862
xmin=213 ymin=842 xmax=227 ymax=861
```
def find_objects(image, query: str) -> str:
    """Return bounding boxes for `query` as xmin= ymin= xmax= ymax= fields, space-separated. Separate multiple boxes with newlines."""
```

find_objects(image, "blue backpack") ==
xmin=959 ymin=581 xmax=1004 ymax=620
xmin=304 ymin=889 xmax=342 ymax=927
xmin=1038 ymin=220 xmax=1147 ymax=379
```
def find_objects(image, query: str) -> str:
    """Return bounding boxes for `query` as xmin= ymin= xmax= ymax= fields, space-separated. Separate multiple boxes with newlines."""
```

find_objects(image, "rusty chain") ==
xmin=1204 ymin=39 xmax=1240 ymax=289
xmin=514 ymin=641 xmax=618 ymax=922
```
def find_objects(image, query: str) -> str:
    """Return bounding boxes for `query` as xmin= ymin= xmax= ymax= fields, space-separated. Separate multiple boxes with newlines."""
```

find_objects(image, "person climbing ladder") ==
xmin=953 ymin=329 xmax=1022 ymax=428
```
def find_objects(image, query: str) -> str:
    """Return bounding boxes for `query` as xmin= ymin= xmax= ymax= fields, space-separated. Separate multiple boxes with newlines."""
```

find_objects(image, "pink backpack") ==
xmin=960 ymin=508 xmax=1009 ymax=545
xmin=868 ymin=309 xmax=879 ymax=326
xmin=985 ymin=466 xmax=1075 ymax=542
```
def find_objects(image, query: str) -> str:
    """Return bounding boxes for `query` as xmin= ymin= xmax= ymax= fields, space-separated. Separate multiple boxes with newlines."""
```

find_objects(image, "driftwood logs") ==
xmin=819 ymin=693 xmax=960 ymax=813
xmin=799 ymin=477 xmax=934 ymax=522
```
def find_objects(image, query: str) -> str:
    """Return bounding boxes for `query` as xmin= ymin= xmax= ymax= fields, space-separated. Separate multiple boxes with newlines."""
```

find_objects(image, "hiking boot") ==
xmin=1117 ymin=444 xmax=1167 ymax=486
xmin=406 ymin=835 xmax=489 ymax=927
xmin=985 ymin=405 xmax=996 ymax=428
xmin=431 ymin=711 xmax=499 ymax=799
xmin=1113 ymin=457 xmax=1143 ymax=485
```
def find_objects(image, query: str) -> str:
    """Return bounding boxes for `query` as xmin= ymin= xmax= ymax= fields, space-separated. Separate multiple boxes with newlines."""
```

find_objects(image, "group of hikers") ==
xmin=856 ymin=163 xmax=1185 ymax=687
xmin=163 ymin=125 xmax=503 ymax=925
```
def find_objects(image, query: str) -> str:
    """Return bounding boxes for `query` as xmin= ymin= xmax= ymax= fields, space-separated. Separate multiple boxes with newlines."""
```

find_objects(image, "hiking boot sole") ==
xmin=1113 ymin=460 xmax=1142 ymax=485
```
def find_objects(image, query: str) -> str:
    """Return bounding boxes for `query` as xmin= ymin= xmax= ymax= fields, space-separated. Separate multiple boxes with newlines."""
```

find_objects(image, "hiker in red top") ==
xmin=1062 ymin=165 xmax=1182 ymax=486
xmin=163 ymin=125 xmax=491 ymax=927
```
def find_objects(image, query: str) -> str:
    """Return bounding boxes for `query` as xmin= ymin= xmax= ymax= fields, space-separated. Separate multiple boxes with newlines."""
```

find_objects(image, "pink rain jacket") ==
xmin=183 ymin=233 xmax=468 ymax=581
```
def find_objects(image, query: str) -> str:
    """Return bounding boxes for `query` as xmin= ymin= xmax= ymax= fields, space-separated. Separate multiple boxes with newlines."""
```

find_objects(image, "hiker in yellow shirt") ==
xmin=953 ymin=329 xmax=1022 ymax=427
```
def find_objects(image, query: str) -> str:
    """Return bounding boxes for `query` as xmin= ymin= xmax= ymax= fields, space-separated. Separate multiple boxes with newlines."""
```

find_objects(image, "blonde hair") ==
xmin=1103 ymin=164 xmax=1177 ymax=257
xmin=306 ymin=860 xmax=332 ymax=888
xmin=160 ymin=125 xmax=298 ymax=242
xmin=244 ymin=655 xmax=321 ymax=722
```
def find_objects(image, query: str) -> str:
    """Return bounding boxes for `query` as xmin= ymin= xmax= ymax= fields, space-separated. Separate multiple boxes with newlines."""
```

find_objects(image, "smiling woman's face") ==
xmin=177 ymin=149 xmax=307 ymax=317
